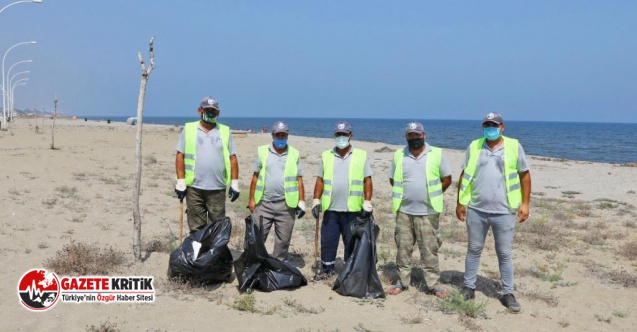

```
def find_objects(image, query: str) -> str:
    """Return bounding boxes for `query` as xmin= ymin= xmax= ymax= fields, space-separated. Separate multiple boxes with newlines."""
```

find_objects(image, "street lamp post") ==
xmin=10 ymin=80 xmax=27 ymax=120
xmin=10 ymin=77 xmax=28 ymax=118
xmin=8 ymin=70 xmax=29 ymax=102
xmin=6 ymin=60 xmax=32 ymax=80
xmin=2 ymin=41 xmax=36 ymax=128
xmin=0 ymin=0 xmax=43 ymax=15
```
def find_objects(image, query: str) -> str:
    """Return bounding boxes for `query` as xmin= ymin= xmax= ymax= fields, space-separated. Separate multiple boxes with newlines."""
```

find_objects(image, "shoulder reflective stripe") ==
xmin=284 ymin=176 xmax=297 ymax=182
xmin=392 ymin=192 xmax=402 ymax=198
xmin=463 ymin=173 xmax=472 ymax=181
xmin=323 ymin=190 xmax=331 ymax=196
xmin=255 ymin=185 xmax=264 ymax=191
xmin=508 ymin=173 xmax=518 ymax=180
xmin=508 ymin=183 xmax=521 ymax=192
xmin=428 ymin=179 xmax=441 ymax=186
xmin=350 ymin=191 xmax=364 ymax=197
xmin=393 ymin=181 xmax=403 ymax=187
xmin=351 ymin=180 xmax=364 ymax=185
xmin=460 ymin=184 xmax=467 ymax=191
xmin=323 ymin=179 xmax=332 ymax=185
xmin=184 ymin=153 xmax=195 ymax=160
xmin=285 ymin=187 xmax=299 ymax=192
xmin=185 ymin=165 xmax=195 ymax=171
xmin=429 ymin=189 xmax=443 ymax=197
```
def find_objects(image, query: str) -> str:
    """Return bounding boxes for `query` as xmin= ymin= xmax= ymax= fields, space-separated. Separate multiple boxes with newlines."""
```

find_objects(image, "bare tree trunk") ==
xmin=51 ymin=95 xmax=57 ymax=149
xmin=132 ymin=36 xmax=156 ymax=261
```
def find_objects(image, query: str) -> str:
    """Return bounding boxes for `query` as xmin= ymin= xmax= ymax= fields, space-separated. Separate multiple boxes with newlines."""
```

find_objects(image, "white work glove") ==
xmin=363 ymin=200 xmax=373 ymax=212
xmin=228 ymin=179 xmax=240 ymax=202
xmin=175 ymin=179 xmax=187 ymax=202
xmin=360 ymin=200 xmax=373 ymax=219
xmin=295 ymin=201 xmax=306 ymax=219
xmin=311 ymin=198 xmax=321 ymax=219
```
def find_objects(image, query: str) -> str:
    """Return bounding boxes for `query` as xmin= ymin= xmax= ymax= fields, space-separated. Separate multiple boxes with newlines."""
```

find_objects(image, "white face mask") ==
xmin=335 ymin=136 xmax=350 ymax=149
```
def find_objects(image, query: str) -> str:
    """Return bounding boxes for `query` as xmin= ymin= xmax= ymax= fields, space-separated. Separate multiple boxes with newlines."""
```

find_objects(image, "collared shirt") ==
xmin=388 ymin=143 xmax=452 ymax=215
xmin=461 ymin=140 xmax=529 ymax=214
xmin=176 ymin=124 xmax=237 ymax=190
xmin=252 ymin=145 xmax=304 ymax=202
xmin=317 ymin=147 xmax=373 ymax=212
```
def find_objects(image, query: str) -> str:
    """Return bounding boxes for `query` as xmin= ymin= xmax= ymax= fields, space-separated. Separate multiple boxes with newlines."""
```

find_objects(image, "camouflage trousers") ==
xmin=186 ymin=187 xmax=226 ymax=233
xmin=395 ymin=212 xmax=443 ymax=289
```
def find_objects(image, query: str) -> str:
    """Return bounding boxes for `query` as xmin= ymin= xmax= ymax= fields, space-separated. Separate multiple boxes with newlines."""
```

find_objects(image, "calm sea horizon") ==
xmin=83 ymin=116 xmax=637 ymax=165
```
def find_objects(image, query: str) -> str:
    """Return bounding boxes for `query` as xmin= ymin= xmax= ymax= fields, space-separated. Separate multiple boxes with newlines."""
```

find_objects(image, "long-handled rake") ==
xmin=313 ymin=210 xmax=320 ymax=280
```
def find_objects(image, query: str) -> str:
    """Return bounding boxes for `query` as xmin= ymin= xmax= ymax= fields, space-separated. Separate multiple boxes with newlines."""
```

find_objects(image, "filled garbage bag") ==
xmin=234 ymin=216 xmax=307 ymax=292
xmin=167 ymin=217 xmax=233 ymax=284
xmin=332 ymin=213 xmax=385 ymax=299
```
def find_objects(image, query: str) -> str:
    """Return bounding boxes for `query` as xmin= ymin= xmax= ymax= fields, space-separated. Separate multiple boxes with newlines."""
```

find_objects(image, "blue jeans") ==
xmin=464 ymin=208 xmax=516 ymax=294
xmin=320 ymin=211 xmax=357 ymax=273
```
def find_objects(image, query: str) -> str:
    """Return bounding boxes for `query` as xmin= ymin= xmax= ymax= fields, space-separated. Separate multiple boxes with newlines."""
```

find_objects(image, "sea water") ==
xmin=84 ymin=116 xmax=637 ymax=164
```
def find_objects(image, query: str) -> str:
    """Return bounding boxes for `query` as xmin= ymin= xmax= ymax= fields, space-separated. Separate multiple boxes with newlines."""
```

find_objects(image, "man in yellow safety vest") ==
xmin=248 ymin=120 xmax=306 ymax=261
xmin=311 ymin=121 xmax=373 ymax=280
xmin=456 ymin=112 xmax=531 ymax=313
xmin=388 ymin=122 xmax=452 ymax=297
xmin=174 ymin=96 xmax=240 ymax=233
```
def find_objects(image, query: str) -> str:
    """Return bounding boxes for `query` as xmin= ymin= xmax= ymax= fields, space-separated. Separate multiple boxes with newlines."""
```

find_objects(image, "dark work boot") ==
xmin=501 ymin=293 xmax=521 ymax=313
xmin=462 ymin=287 xmax=475 ymax=301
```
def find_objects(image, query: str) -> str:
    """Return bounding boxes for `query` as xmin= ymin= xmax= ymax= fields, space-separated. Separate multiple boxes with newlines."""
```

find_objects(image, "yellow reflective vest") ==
xmin=321 ymin=148 xmax=366 ymax=212
xmin=459 ymin=136 xmax=522 ymax=208
xmin=392 ymin=146 xmax=444 ymax=213
xmin=183 ymin=121 xmax=231 ymax=186
xmin=253 ymin=145 xmax=300 ymax=208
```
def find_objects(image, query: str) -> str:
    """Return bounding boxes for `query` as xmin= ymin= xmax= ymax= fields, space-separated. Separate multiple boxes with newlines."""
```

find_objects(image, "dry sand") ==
xmin=1 ymin=118 xmax=636 ymax=331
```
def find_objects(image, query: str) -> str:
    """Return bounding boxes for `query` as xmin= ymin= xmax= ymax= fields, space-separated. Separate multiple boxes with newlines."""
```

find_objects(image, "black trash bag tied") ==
xmin=332 ymin=213 xmax=385 ymax=299
xmin=234 ymin=215 xmax=307 ymax=292
xmin=167 ymin=217 xmax=234 ymax=285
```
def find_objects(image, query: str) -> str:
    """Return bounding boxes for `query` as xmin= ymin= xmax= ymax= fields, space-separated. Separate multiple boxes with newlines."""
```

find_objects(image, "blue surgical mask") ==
xmin=335 ymin=136 xmax=350 ymax=149
xmin=483 ymin=127 xmax=501 ymax=141
xmin=273 ymin=138 xmax=287 ymax=149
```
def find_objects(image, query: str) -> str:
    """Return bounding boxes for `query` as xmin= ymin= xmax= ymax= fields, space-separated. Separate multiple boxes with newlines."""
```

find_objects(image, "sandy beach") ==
xmin=1 ymin=117 xmax=636 ymax=331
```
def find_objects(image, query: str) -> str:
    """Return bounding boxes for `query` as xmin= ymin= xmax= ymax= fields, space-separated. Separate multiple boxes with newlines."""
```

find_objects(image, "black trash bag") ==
xmin=332 ymin=213 xmax=385 ymax=299
xmin=234 ymin=216 xmax=307 ymax=292
xmin=167 ymin=217 xmax=233 ymax=285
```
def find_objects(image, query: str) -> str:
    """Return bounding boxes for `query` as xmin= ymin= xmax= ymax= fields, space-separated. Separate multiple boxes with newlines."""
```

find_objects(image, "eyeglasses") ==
xmin=482 ymin=122 xmax=500 ymax=128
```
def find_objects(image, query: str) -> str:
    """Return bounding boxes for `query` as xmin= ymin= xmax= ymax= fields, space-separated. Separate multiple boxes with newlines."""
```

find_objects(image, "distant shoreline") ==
xmin=23 ymin=116 xmax=637 ymax=165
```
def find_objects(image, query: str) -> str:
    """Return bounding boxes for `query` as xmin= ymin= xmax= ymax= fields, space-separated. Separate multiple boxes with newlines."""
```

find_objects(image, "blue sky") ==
xmin=2 ymin=1 xmax=636 ymax=123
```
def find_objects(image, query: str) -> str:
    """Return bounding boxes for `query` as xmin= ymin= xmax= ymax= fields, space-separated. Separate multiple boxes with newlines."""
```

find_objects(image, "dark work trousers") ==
xmin=320 ymin=210 xmax=358 ymax=273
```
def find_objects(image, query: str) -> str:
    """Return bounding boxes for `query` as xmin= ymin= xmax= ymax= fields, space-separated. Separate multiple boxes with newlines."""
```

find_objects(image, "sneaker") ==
xmin=501 ymin=293 xmax=521 ymax=312
xmin=313 ymin=271 xmax=335 ymax=281
xmin=462 ymin=287 xmax=475 ymax=301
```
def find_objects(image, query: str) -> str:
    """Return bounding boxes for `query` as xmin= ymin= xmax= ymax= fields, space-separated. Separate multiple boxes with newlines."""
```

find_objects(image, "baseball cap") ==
xmin=200 ymin=96 xmax=220 ymax=111
xmin=482 ymin=112 xmax=503 ymax=125
xmin=405 ymin=121 xmax=425 ymax=134
xmin=333 ymin=121 xmax=352 ymax=134
xmin=272 ymin=120 xmax=289 ymax=134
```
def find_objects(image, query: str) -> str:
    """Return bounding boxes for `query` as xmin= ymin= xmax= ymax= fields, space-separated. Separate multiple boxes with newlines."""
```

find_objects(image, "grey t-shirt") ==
xmin=388 ymin=144 xmax=452 ymax=215
xmin=252 ymin=145 xmax=304 ymax=202
xmin=317 ymin=147 xmax=373 ymax=212
xmin=461 ymin=140 xmax=529 ymax=214
xmin=176 ymin=123 xmax=237 ymax=190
